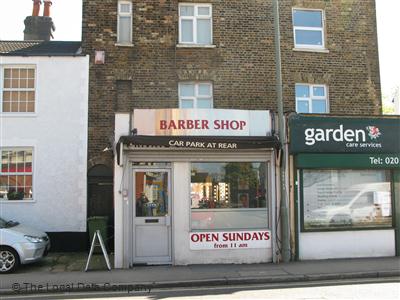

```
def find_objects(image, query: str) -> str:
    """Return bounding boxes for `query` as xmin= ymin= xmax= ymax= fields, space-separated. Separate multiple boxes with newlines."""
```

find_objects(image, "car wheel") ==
xmin=0 ymin=247 xmax=20 ymax=274
xmin=330 ymin=214 xmax=352 ymax=226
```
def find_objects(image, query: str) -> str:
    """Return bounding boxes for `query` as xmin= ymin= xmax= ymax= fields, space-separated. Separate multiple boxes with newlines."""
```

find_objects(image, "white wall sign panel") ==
xmin=189 ymin=230 xmax=271 ymax=250
xmin=133 ymin=109 xmax=272 ymax=136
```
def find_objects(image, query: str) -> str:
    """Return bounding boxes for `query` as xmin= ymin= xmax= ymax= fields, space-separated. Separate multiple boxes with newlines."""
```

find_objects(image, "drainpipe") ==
xmin=272 ymin=0 xmax=291 ymax=262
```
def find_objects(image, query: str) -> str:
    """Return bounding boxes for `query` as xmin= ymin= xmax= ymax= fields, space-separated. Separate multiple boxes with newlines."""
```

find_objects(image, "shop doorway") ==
xmin=132 ymin=169 xmax=171 ymax=264
xmin=88 ymin=164 xmax=114 ymax=250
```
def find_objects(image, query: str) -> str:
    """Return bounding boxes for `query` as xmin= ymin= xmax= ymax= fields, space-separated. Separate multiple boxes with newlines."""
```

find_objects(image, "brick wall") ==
xmin=82 ymin=0 xmax=382 ymax=166
xmin=280 ymin=0 xmax=381 ymax=115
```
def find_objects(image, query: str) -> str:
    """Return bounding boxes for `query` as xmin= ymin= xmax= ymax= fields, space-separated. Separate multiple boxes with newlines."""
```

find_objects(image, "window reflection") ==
xmin=303 ymin=170 xmax=392 ymax=230
xmin=135 ymin=172 xmax=168 ymax=217
xmin=191 ymin=162 xmax=267 ymax=209
xmin=191 ymin=162 xmax=269 ymax=230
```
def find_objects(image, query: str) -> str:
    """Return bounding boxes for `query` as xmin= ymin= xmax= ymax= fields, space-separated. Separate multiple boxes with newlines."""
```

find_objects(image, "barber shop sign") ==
xmin=133 ymin=108 xmax=272 ymax=137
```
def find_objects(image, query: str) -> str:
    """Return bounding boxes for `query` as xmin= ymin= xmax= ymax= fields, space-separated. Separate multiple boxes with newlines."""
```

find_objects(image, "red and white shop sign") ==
xmin=133 ymin=109 xmax=271 ymax=136
xmin=189 ymin=230 xmax=272 ymax=250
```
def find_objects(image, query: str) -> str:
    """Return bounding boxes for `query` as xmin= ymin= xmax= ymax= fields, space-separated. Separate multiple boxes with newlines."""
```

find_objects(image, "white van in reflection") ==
xmin=308 ymin=182 xmax=391 ymax=227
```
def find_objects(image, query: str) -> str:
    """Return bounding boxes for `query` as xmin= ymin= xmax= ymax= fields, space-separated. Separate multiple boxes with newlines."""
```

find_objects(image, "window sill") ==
xmin=296 ymin=112 xmax=330 ymax=115
xmin=301 ymin=226 xmax=394 ymax=232
xmin=190 ymin=228 xmax=270 ymax=232
xmin=115 ymin=43 xmax=134 ymax=47
xmin=292 ymin=47 xmax=329 ymax=53
xmin=192 ymin=208 xmax=267 ymax=212
xmin=176 ymin=44 xmax=217 ymax=49
xmin=0 ymin=113 xmax=37 ymax=118
xmin=0 ymin=199 xmax=35 ymax=203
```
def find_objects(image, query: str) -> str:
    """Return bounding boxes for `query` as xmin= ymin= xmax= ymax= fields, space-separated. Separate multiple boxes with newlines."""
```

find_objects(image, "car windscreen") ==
xmin=0 ymin=217 xmax=18 ymax=228
xmin=341 ymin=190 xmax=360 ymax=202
xmin=0 ymin=218 xmax=7 ymax=229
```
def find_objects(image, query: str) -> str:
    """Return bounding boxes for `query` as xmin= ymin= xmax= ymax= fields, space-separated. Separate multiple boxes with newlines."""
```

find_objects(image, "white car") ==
xmin=0 ymin=217 xmax=50 ymax=273
xmin=308 ymin=182 xmax=391 ymax=227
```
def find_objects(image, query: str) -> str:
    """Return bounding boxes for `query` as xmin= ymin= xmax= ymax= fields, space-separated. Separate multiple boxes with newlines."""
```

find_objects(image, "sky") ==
xmin=0 ymin=0 xmax=398 ymax=105
xmin=375 ymin=0 xmax=400 ymax=104
xmin=0 ymin=0 xmax=82 ymax=41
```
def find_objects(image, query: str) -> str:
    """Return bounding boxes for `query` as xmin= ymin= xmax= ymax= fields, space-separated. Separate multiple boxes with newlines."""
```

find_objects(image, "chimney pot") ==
xmin=43 ymin=0 xmax=52 ymax=17
xmin=32 ymin=0 xmax=42 ymax=17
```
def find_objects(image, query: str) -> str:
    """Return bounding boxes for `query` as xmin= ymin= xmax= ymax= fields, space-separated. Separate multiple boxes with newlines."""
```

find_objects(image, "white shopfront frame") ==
xmin=116 ymin=147 xmax=276 ymax=267
xmin=296 ymin=168 xmax=396 ymax=260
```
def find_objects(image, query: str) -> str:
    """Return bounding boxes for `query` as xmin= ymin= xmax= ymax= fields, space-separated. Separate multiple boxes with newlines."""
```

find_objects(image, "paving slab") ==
xmin=0 ymin=255 xmax=399 ymax=296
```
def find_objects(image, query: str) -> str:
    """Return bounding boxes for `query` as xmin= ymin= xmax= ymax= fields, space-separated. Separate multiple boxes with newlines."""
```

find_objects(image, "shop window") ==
xmin=296 ymin=84 xmax=328 ymax=113
xmin=0 ymin=149 xmax=33 ymax=200
xmin=292 ymin=9 xmax=325 ymax=49
xmin=302 ymin=169 xmax=393 ymax=231
xmin=191 ymin=162 xmax=268 ymax=230
xmin=2 ymin=67 xmax=35 ymax=113
xmin=179 ymin=3 xmax=212 ymax=45
xmin=117 ymin=1 xmax=132 ymax=44
xmin=179 ymin=82 xmax=213 ymax=108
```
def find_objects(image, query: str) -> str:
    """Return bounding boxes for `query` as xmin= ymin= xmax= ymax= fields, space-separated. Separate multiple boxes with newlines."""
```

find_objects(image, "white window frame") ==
xmin=178 ymin=3 xmax=213 ymax=45
xmin=295 ymin=84 xmax=329 ymax=114
xmin=0 ymin=65 xmax=37 ymax=114
xmin=179 ymin=82 xmax=213 ymax=108
xmin=292 ymin=8 xmax=325 ymax=50
xmin=117 ymin=0 xmax=133 ymax=45
xmin=0 ymin=147 xmax=34 ymax=202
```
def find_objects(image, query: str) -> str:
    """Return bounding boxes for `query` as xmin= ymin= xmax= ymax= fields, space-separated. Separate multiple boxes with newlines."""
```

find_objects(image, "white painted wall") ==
xmin=114 ymin=113 xmax=274 ymax=267
xmin=114 ymin=113 xmax=130 ymax=268
xmin=395 ymin=93 xmax=399 ymax=115
xmin=0 ymin=55 xmax=89 ymax=233
xmin=299 ymin=230 xmax=395 ymax=260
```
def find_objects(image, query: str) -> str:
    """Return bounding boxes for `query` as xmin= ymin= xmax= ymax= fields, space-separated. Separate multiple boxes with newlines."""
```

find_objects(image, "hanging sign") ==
xmin=289 ymin=115 xmax=400 ymax=154
xmin=133 ymin=109 xmax=272 ymax=137
xmin=189 ymin=230 xmax=272 ymax=250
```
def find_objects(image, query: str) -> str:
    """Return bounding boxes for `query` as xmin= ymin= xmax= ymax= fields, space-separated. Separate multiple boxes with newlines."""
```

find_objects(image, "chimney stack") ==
xmin=24 ymin=0 xmax=55 ymax=41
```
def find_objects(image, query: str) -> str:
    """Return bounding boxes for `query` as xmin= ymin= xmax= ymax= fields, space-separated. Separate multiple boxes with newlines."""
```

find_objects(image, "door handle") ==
xmin=165 ymin=214 xmax=171 ymax=226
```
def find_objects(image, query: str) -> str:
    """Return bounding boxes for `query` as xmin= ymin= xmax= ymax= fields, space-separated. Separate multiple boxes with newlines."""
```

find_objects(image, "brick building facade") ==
xmin=81 ymin=0 xmax=386 ymax=264
xmin=82 ymin=0 xmax=381 ymax=171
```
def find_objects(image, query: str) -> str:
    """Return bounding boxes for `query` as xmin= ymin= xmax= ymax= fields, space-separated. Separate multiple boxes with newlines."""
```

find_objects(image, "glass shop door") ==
xmin=132 ymin=169 xmax=171 ymax=264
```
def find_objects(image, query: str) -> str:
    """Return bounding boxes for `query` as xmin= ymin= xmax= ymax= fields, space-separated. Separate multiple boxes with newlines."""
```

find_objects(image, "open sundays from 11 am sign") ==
xmin=190 ymin=230 xmax=272 ymax=250
xmin=289 ymin=115 xmax=400 ymax=154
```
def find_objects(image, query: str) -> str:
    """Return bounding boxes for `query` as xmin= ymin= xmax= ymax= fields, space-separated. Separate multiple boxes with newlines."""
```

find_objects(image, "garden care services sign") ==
xmin=133 ymin=109 xmax=272 ymax=137
xmin=189 ymin=230 xmax=271 ymax=250
xmin=289 ymin=115 xmax=400 ymax=154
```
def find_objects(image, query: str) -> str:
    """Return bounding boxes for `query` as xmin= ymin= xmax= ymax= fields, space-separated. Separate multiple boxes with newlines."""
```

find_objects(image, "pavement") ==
xmin=4 ymin=252 xmax=115 ymax=273
xmin=0 ymin=254 xmax=399 ymax=296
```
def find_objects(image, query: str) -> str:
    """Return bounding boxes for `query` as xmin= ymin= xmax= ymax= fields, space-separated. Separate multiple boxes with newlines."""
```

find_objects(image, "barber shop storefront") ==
xmin=113 ymin=109 xmax=280 ymax=268
xmin=289 ymin=115 xmax=400 ymax=260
